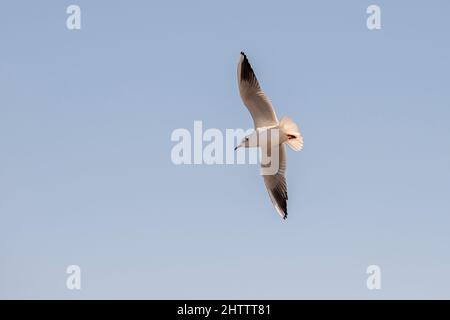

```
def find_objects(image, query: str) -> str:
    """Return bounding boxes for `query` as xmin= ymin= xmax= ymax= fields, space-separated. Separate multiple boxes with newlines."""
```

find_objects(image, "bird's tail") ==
xmin=279 ymin=116 xmax=303 ymax=151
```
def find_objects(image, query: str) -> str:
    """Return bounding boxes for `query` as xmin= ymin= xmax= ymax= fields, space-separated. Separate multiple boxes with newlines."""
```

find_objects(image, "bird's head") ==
xmin=234 ymin=136 xmax=249 ymax=150
xmin=235 ymin=131 xmax=258 ymax=150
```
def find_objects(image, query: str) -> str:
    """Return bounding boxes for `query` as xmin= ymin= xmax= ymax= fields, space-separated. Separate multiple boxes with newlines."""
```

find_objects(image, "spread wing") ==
xmin=262 ymin=145 xmax=288 ymax=219
xmin=237 ymin=52 xmax=278 ymax=129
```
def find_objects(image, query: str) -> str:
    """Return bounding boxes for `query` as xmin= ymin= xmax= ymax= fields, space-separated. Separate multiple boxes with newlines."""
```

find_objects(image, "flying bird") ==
xmin=235 ymin=52 xmax=303 ymax=219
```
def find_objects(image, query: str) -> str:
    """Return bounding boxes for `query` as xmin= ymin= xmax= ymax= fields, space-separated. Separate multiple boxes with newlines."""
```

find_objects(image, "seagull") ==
xmin=235 ymin=52 xmax=303 ymax=220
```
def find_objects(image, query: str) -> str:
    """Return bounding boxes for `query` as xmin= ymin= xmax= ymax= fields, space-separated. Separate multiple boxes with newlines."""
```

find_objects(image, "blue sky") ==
xmin=1 ymin=0 xmax=449 ymax=299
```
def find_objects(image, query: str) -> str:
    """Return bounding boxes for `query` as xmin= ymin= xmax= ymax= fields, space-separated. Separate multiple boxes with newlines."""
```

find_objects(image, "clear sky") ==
xmin=1 ymin=0 xmax=449 ymax=299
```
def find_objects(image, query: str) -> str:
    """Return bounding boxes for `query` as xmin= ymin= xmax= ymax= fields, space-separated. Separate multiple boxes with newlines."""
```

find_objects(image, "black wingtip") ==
xmin=240 ymin=51 xmax=246 ymax=57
